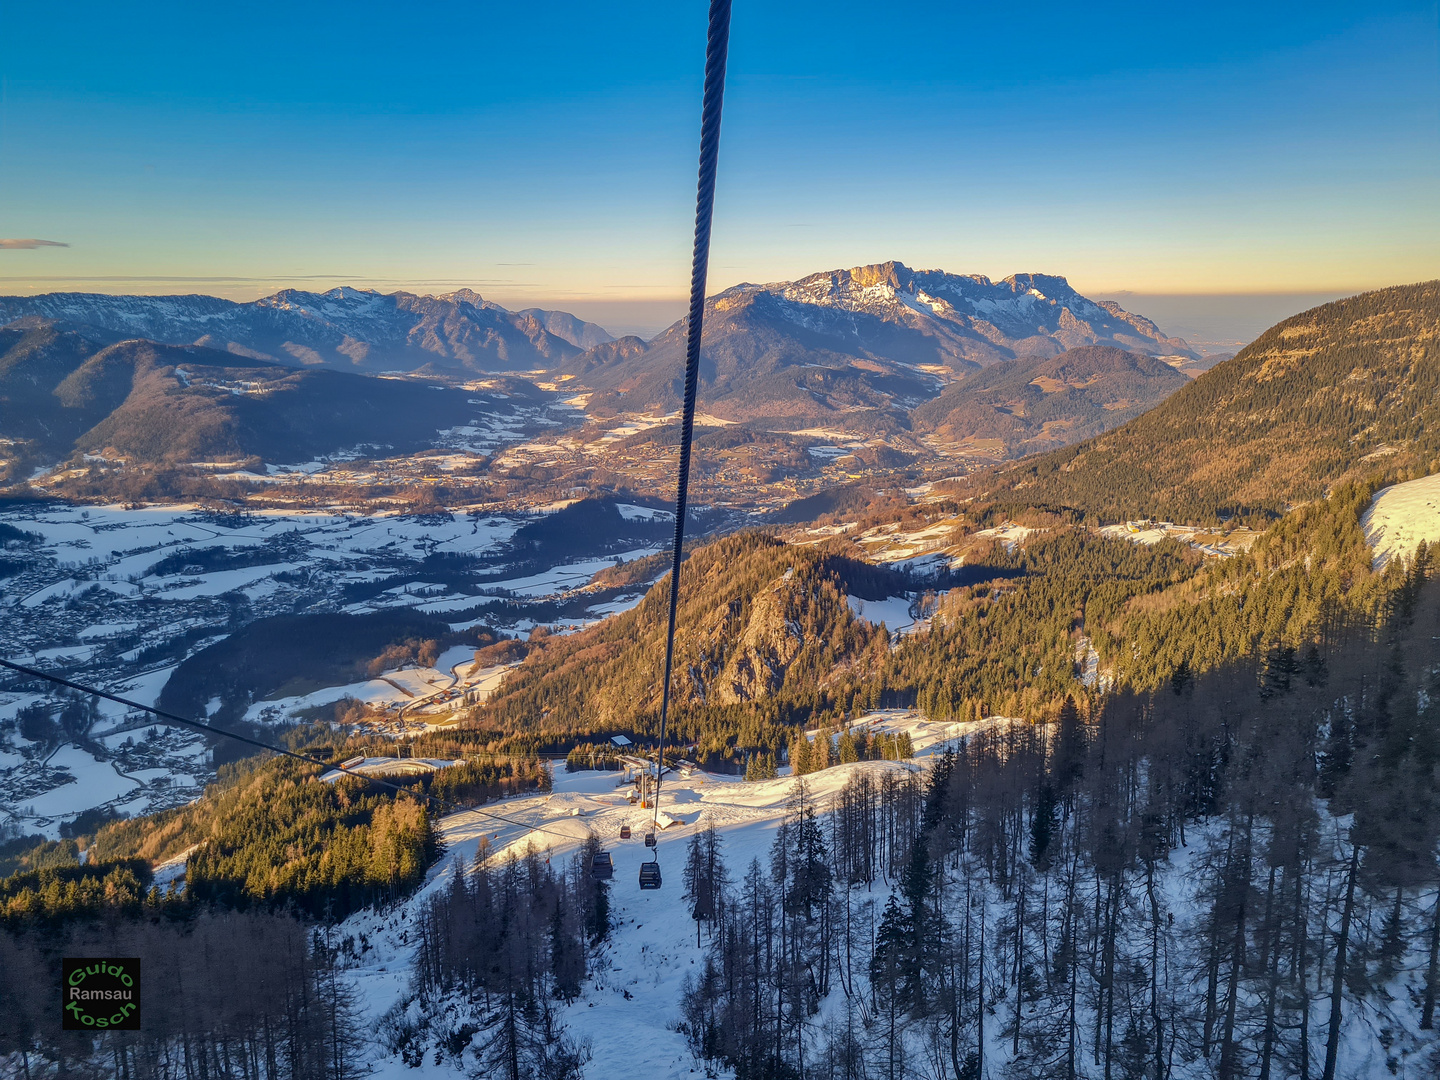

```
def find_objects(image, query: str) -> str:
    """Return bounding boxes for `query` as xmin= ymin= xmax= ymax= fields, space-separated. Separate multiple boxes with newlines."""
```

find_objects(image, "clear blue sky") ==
xmin=1 ymin=0 xmax=1436 ymax=325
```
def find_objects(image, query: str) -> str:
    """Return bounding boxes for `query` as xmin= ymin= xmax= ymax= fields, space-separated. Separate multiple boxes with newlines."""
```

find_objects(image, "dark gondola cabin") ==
xmin=620 ymin=824 xmax=631 ymax=839
xmin=591 ymin=851 xmax=614 ymax=880
xmin=639 ymin=860 xmax=662 ymax=890
xmin=644 ymin=831 xmax=656 ymax=848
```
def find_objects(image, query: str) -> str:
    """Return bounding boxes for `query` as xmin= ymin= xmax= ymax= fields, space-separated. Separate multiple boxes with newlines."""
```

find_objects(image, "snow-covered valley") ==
xmin=0 ymin=500 xmax=674 ymax=839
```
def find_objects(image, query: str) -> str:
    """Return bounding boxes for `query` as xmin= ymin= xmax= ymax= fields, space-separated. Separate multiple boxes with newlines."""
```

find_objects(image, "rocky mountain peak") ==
xmin=444 ymin=288 xmax=486 ymax=307
xmin=848 ymin=260 xmax=915 ymax=290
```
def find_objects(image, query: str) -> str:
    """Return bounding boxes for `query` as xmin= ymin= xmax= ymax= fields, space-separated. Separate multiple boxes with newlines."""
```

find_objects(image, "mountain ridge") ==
xmin=0 ymin=322 xmax=531 ymax=473
xmin=0 ymin=287 xmax=615 ymax=375
xmin=565 ymin=261 xmax=1197 ymax=427
xmin=976 ymin=280 xmax=1440 ymax=523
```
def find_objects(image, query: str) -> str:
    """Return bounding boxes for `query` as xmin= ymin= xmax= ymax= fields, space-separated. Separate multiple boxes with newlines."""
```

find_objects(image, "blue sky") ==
xmin=1 ymin=0 xmax=1436 ymax=330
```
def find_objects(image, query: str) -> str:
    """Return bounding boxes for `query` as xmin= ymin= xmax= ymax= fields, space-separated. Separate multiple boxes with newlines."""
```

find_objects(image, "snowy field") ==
xmin=1363 ymin=472 xmax=1440 ymax=567
xmin=846 ymin=593 xmax=925 ymax=636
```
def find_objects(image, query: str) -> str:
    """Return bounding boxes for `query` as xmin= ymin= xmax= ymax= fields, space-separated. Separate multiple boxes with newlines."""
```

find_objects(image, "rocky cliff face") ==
xmin=713 ymin=583 xmax=805 ymax=705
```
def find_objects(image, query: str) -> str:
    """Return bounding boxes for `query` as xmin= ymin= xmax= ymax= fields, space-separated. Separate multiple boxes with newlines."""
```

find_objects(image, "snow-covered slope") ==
xmin=1363 ymin=471 xmax=1440 ymax=567
xmin=770 ymin=262 xmax=1196 ymax=365
xmin=343 ymin=711 xmax=962 ymax=1080
xmin=335 ymin=704 xmax=1440 ymax=1079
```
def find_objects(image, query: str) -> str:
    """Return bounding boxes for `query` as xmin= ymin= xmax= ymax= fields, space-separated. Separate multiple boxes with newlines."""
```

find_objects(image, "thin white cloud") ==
xmin=0 ymin=239 xmax=69 ymax=249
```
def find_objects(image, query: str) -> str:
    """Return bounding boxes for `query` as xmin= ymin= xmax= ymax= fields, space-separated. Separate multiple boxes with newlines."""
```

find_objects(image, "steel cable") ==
xmin=651 ymin=0 xmax=733 ymax=839
xmin=0 ymin=657 xmax=584 ymax=843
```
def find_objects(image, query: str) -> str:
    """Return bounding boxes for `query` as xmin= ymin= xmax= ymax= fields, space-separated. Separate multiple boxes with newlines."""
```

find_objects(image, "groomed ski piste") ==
xmin=342 ymin=710 xmax=959 ymax=1080
xmin=334 ymin=704 xmax=1439 ymax=1080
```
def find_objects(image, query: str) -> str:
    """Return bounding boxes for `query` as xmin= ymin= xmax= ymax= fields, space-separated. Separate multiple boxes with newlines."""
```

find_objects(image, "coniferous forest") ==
xmin=679 ymin=555 xmax=1440 ymax=1079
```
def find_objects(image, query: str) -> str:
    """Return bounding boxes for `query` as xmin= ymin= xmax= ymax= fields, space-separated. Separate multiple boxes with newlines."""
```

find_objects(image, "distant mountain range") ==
xmin=981 ymin=281 xmax=1440 ymax=522
xmin=566 ymin=261 xmax=1198 ymax=427
xmin=0 ymin=322 xmax=532 ymax=471
xmin=0 ymin=264 xmax=1220 ymax=473
xmin=0 ymin=288 xmax=614 ymax=374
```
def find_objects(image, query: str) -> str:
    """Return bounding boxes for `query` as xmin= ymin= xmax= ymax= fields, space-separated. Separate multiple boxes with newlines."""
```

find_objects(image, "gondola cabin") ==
xmin=644 ymin=831 xmax=657 ymax=849
xmin=620 ymin=824 xmax=631 ymax=840
xmin=590 ymin=851 xmax=614 ymax=880
xmin=639 ymin=860 xmax=662 ymax=890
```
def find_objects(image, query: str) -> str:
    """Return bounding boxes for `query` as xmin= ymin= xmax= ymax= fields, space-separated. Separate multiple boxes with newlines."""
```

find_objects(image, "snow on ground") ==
xmin=349 ymin=755 xmax=932 ymax=1080
xmin=583 ymin=594 xmax=649 ymax=618
xmin=880 ymin=550 xmax=954 ymax=579
xmin=339 ymin=710 xmax=998 ymax=1079
xmin=1076 ymin=634 xmax=1104 ymax=689
xmin=826 ymin=708 xmax=1000 ymax=754
xmin=16 ymin=745 xmax=140 ymax=822
xmin=242 ymin=651 xmax=512 ymax=725
xmin=457 ymin=663 xmax=514 ymax=702
xmin=383 ymin=667 xmax=451 ymax=698
xmin=1363 ymin=471 xmax=1440 ymax=567
xmin=471 ymin=548 xmax=662 ymax=599
xmin=76 ymin=621 xmax=141 ymax=640
xmin=318 ymin=757 xmax=466 ymax=783
xmin=974 ymin=521 xmax=1035 ymax=551
xmin=243 ymin=678 xmax=417 ymax=723
xmin=616 ymin=504 xmax=674 ymax=522
xmin=113 ymin=665 xmax=179 ymax=707
xmin=340 ymin=711 xmax=1436 ymax=1079
xmin=1097 ymin=520 xmax=1257 ymax=557
xmin=146 ymin=563 xmax=305 ymax=600
xmin=846 ymin=593 xmax=923 ymax=635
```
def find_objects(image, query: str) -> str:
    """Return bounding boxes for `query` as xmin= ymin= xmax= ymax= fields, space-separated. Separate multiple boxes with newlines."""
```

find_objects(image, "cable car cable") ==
xmin=650 ymin=0 xmax=733 ymax=852
xmin=0 ymin=657 xmax=584 ymax=844
xmin=1 ymin=0 xmax=736 ymax=889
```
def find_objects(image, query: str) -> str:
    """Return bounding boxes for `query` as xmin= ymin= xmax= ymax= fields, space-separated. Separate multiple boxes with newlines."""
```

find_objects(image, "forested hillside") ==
xmin=0 ymin=324 xmax=498 ymax=471
xmin=911 ymin=346 xmax=1191 ymax=457
xmin=475 ymin=474 xmax=1414 ymax=755
xmin=886 ymin=482 xmax=1409 ymax=719
xmin=680 ymin=560 xmax=1440 ymax=1079
xmin=476 ymin=534 xmax=903 ymax=755
xmin=979 ymin=281 xmax=1440 ymax=523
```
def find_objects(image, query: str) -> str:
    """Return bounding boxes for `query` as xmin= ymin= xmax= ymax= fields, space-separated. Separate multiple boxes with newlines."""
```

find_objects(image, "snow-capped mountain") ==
xmin=0 ymin=287 xmax=614 ymax=374
xmin=770 ymin=261 xmax=1194 ymax=365
xmin=566 ymin=261 xmax=1196 ymax=426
